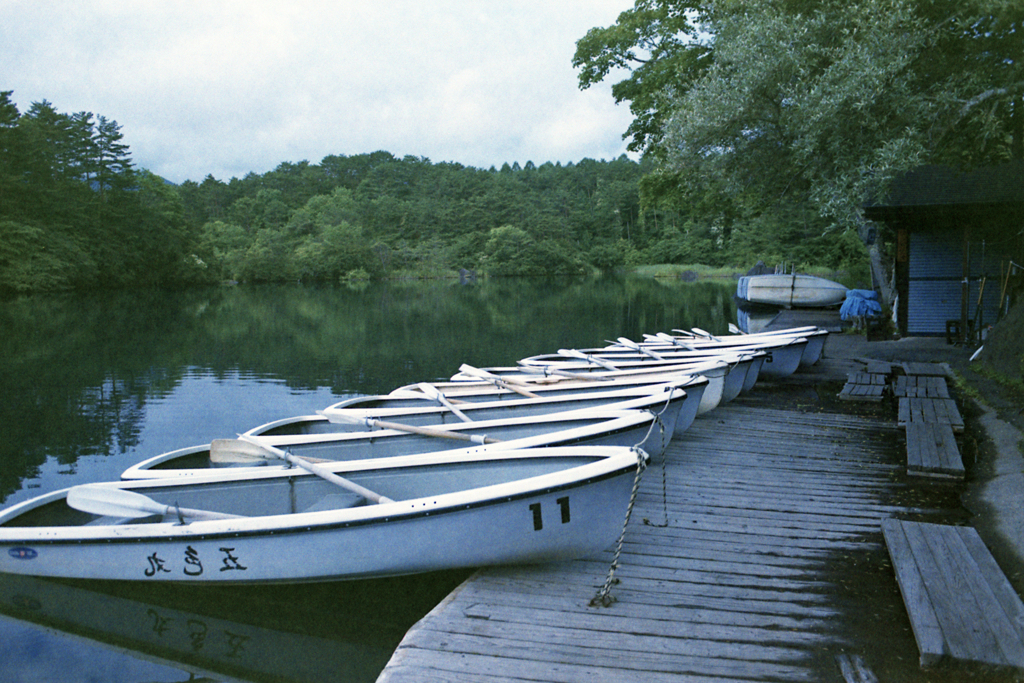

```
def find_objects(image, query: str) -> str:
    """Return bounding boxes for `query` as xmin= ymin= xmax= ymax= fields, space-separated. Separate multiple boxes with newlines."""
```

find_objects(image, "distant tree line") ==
xmin=179 ymin=151 xmax=860 ymax=284
xmin=0 ymin=89 xmax=864 ymax=295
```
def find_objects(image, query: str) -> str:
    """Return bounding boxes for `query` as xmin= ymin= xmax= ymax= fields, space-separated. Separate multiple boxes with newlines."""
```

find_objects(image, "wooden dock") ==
xmin=377 ymin=397 xmax=921 ymax=683
xmin=376 ymin=349 xmax=1024 ymax=682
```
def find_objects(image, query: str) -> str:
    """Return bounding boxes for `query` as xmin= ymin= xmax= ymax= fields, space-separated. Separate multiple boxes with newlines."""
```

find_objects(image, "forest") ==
xmin=0 ymin=89 xmax=858 ymax=295
xmin=0 ymin=90 xmax=864 ymax=296
xmin=3 ymin=0 xmax=1019 ymax=295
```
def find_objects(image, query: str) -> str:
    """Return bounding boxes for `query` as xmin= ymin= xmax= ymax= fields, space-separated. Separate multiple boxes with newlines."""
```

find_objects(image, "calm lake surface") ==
xmin=0 ymin=276 xmax=736 ymax=683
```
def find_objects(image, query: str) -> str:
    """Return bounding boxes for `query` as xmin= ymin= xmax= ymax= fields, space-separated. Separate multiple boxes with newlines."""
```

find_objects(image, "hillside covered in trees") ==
xmin=0 ymin=88 xmax=862 ymax=295
xmin=4 ymin=0 xmax=1021 ymax=295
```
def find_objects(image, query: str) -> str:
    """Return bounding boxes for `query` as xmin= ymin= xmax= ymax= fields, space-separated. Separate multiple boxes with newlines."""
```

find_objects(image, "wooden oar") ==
xmin=691 ymin=327 xmax=722 ymax=341
xmin=515 ymin=365 xmax=608 ymax=381
xmin=416 ymin=383 xmax=473 ymax=422
xmin=649 ymin=332 xmax=697 ymax=350
xmin=316 ymin=411 xmax=501 ymax=444
xmin=457 ymin=364 xmax=541 ymax=398
xmin=670 ymin=328 xmax=700 ymax=338
xmin=210 ymin=438 xmax=333 ymax=465
xmin=237 ymin=434 xmax=394 ymax=504
xmin=67 ymin=485 xmax=243 ymax=521
xmin=613 ymin=337 xmax=666 ymax=360
xmin=556 ymin=349 xmax=620 ymax=371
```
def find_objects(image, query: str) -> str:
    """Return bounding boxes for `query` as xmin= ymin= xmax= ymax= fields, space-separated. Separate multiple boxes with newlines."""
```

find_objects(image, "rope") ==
xmin=589 ymin=445 xmax=648 ymax=608
xmin=588 ymin=387 xmax=674 ymax=608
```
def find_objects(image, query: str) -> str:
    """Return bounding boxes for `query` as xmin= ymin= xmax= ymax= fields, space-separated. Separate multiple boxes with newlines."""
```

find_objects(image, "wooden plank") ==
xmin=895 ymin=376 xmax=950 ymax=399
xmin=905 ymin=422 xmax=964 ymax=479
xmin=901 ymin=361 xmax=948 ymax=377
xmin=847 ymin=372 xmax=887 ymax=385
xmin=882 ymin=520 xmax=1024 ymax=670
xmin=909 ymin=522 xmax=1003 ymax=660
xmin=881 ymin=519 xmax=947 ymax=666
xmin=897 ymin=397 xmax=964 ymax=431
xmin=865 ymin=360 xmax=894 ymax=375
xmin=942 ymin=529 xmax=1024 ymax=665
xmin=840 ymin=382 xmax=886 ymax=401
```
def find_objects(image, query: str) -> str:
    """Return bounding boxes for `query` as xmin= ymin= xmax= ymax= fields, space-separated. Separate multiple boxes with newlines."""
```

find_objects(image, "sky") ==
xmin=2 ymin=1 xmax=637 ymax=184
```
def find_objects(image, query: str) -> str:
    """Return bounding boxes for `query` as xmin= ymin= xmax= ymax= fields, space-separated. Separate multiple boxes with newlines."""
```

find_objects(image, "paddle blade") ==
xmin=67 ymin=485 xmax=166 ymax=518
xmin=458 ymin=363 xmax=490 ymax=378
xmin=416 ymin=382 xmax=442 ymax=399
xmin=692 ymin=327 xmax=720 ymax=340
xmin=317 ymin=410 xmax=371 ymax=426
xmin=67 ymin=484 xmax=244 ymax=521
xmin=209 ymin=438 xmax=276 ymax=464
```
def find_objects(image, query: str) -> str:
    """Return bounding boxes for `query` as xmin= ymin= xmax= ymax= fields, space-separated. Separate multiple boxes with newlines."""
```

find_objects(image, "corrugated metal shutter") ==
xmin=907 ymin=280 xmax=960 ymax=335
xmin=907 ymin=230 xmax=962 ymax=335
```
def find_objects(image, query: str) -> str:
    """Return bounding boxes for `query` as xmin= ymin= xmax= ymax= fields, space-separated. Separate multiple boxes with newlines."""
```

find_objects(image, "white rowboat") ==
xmin=122 ymin=409 xmax=664 ymax=479
xmin=0 ymin=446 xmax=646 ymax=583
xmin=318 ymin=379 xmax=694 ymax=438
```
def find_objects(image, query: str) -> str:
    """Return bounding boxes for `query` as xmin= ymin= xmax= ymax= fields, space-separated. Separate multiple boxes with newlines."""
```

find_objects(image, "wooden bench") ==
xmin=898 ymin=397 xmax=964 ymax=432
xmin=839 ymin=372 xmax=887 ymax=402
xmin=905 ymin=422 xmax=964 ymax=479
xmin=882 ymin=519 xmax=1024 ymax=670
xmin=894 ymin=376 xmax=950 ymax=399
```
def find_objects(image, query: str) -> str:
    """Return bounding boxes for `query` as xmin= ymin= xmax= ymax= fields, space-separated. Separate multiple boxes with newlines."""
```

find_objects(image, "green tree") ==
xmin=573 ymin=0 xmax=711 ymax=155
xmin=576 ymin=0 xmax=1024 ymax=236
xmin=0 ymin=92 xmax=22 ymax=216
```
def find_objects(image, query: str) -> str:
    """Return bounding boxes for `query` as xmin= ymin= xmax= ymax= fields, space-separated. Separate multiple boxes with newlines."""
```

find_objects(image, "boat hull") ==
xmin=737 ymin=274 xmax=847 ymax=308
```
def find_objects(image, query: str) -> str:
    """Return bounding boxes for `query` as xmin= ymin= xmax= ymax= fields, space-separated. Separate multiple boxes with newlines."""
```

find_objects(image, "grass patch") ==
xmin=628 ymin=263 xmax=854 ymax=284
xmin=630 ymin=264 xmax=745 ymax=279
xmin=950 ymin=370 xmax=985 ymax=405
xmin=974 ymin=364 xmax=1024 ymax=401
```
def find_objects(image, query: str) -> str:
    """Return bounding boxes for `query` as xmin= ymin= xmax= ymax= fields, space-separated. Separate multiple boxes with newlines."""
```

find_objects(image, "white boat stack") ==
xmin=0 ymin=323 xmax=828 ymax=583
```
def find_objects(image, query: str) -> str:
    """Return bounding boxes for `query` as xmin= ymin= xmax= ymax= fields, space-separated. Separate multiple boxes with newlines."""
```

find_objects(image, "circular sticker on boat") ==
xmin=8 ymin=547 xmax=38 ymax=560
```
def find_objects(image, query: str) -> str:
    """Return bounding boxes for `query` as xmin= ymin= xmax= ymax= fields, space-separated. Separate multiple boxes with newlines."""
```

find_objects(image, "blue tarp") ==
xmin=840 ymin=289 xmax=882 ymax=320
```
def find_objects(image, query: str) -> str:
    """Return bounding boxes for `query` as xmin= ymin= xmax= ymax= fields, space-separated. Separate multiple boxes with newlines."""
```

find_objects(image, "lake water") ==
xmin=0 ymin=276 xmax=736 ymax=683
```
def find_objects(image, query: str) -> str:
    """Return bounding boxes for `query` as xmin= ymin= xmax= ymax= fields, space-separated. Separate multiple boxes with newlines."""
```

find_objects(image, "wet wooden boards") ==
xmin=378 ymin=402 xmax=913 ymax=683
xmin=893 ymin=376 xmax=950 ymax=399
xmin=897 ymin=397 xmax=964 ymax=432
xmin=882 ymin=519 xmax=1024 ymax=670
xmin=839 ymin=372 xmax=887 ymax=401
xmin=905 ymin=422 xmax=964 ymax=480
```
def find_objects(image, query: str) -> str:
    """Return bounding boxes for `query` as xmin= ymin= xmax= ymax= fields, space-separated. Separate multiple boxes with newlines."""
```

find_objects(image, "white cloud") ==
xmin=2 ymin=1 xmax=636 ymax=182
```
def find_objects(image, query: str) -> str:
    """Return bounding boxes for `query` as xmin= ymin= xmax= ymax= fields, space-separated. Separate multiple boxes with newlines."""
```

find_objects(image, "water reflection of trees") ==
xmin=0 ymin=278 xmax=736 ymax=499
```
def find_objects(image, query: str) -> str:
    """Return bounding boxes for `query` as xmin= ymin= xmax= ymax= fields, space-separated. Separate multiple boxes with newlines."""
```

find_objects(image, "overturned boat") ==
xmin=737 ymin=274 xmax=847 ymax=308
